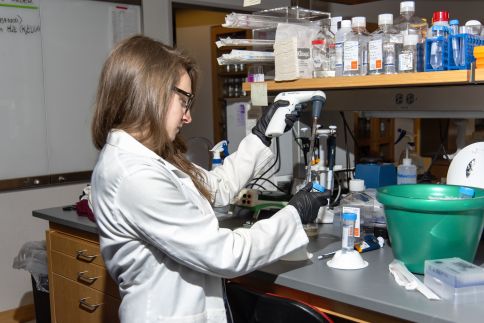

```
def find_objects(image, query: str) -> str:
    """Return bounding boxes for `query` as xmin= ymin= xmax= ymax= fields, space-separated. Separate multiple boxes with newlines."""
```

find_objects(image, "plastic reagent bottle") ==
xmin=450 ymin=19 xmax=460 ymax=66
xmin=368 ymin=14 xmax=402 ymax=75
xmin=340 ymin=179 xmax=375 ymax=240
xmin=394 ymin=1 xmax=428 ymax=71
xmin=312 ymin=20 xmax=336 ymax=78
xmin=343 ymin=17 xmax=370 ymax=76
xmin=429 ymin=11 xmax=450 ymax=70
xmin=335 ymin=20 xmax=352 ymax=77
xmin=342 ymin=212 xmax=357 ymax=252
xmin=398 ymin=34 xmax=418 ymax=73
xmin=397 ymin=146 xmax=417 ymax=184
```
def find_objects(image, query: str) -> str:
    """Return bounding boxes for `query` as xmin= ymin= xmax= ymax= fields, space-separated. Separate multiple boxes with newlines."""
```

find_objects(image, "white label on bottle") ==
xmin=342 ymin=225 xmax=352 ymax=250
xmin=369 ymin=39 xmax=383 ymax=71
xmin=342 ymin=206 xmax=361 ymax=238
xmin=335 ymin=42 xmax=343 ymax=67
xmin=343 ymin=41 xmax=359 ymax=71
xmin=398 ymin=52 xmax=413 ymax=71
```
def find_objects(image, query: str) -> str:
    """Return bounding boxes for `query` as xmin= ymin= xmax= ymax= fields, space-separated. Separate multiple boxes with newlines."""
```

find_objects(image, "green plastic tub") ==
xmin=377 ymin=184 xmax=484 ymax=274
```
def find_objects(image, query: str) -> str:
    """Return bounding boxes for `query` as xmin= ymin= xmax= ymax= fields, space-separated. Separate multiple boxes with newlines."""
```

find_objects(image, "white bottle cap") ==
xmin=403 ymin=34 xmax=418 ymax=46
xmin=351 ymin=16 xmax=366 ymax=28
xmin=465 ymin=20 xmax=482 ymax=27
xmin=341 ymin=20 xmax=351 ymax=29
xmin=349 ymin=179 xmax=365 ymax=192
xmin=403 ymin=158 xmax=412 ymax=166
xmin=379 ymin=14 xmax=393 ymax=25
xmin=400 ymin=1 xmax=415 ymax=13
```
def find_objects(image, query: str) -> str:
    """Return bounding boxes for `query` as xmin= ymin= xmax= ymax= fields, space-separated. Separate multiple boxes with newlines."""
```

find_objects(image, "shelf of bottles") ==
xmin=242 ymin=1 xmax=484 ymax=92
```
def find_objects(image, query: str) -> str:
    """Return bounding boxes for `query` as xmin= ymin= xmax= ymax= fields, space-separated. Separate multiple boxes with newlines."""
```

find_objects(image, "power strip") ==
xmin=234 ymin=189 xmax=288 ymax=208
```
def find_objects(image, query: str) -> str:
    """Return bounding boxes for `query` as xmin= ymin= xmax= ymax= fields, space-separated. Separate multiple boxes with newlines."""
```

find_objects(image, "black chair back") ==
xmin=226 ymin=282 xmax=332 ymax=323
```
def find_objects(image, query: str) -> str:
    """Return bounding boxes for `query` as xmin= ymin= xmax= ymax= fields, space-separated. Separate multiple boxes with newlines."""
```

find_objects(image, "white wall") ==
xmin=0 ymin=183 xmax=85 ymax=311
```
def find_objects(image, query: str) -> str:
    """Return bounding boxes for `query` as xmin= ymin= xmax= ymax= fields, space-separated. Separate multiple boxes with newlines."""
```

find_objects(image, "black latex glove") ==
xmin=288 ymin=183 xmax=329 ymax=224
xmin=251 ymin=100 xmax=298 ymax=147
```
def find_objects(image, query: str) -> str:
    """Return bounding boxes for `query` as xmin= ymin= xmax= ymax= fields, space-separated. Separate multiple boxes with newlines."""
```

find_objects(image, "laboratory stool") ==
xmin=226 ymin=282 xmax=333 ymax=323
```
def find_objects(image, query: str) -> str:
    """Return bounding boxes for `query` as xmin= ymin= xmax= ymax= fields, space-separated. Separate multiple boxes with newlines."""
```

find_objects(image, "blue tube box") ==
xmin=354 ymin=163 xmax=397 ymax=189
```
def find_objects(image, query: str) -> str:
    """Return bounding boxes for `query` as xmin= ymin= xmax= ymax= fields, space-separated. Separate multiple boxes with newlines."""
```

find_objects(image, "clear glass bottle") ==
xmin=394 ymin=1 xmax=428 ymax=72
xmin=368 ymin=14 xmax=402 ymax=75
xmin=398 ymin=34 xmax=418 ymax=73
xmin=342 ymin=212 xmax=357 ymax=252
xmin=335 ymin=20 xmax=352 ymax=77
xmin=340 ymin=179 xmax=375 ymax=241
xmin=312 ymin=20 xmax=336 ymax=78
xmin=343 ymin=17 xmax=370 ymax=76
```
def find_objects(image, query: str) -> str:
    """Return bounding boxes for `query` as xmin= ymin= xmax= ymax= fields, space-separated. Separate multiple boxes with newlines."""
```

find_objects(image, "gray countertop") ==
xmin=34 ymin=207 xmax=484 ymax=323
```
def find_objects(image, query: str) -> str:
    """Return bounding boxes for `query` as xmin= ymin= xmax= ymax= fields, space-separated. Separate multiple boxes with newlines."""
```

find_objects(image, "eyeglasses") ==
xmin=172 ymin=86 xmax=194 ymax=114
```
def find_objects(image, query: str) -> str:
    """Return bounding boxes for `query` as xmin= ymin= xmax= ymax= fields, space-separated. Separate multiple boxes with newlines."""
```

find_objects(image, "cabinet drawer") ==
xmin=50 ymin=231 xmax=105 ymax=267
xmin=52 ymin=273 xmax=120 ymax=323
xmin=51 ymin=250 xmax=119 ymax=299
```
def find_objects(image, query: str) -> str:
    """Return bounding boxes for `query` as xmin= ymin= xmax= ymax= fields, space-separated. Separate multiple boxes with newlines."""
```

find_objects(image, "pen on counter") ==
xmin=318 ymin=251 xmax=336 ymax=260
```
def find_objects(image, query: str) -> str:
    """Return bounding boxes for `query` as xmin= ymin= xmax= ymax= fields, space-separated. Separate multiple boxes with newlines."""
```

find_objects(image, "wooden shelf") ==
xmin=243 ymin=69 xmax=484 ymax=92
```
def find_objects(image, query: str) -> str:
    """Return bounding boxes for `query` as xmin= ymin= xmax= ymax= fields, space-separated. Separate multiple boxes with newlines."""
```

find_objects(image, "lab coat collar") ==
xmin=106 ymin=129 xmax=188 ymax=176
xmin=106 ymin=129 xmax=161 ymax=161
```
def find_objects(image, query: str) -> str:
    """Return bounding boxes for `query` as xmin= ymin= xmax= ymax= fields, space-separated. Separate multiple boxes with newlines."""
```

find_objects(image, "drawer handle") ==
xmin=76 ymin=250 xmax=97 ymax=262
xmin=79 ymin=297 xmax=103 ymax=311
xmin=77 ymin=271 xmax=100 ymax=284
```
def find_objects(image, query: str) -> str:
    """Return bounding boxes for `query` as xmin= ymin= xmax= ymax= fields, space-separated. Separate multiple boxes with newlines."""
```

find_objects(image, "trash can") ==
xmin=13 ymin=241 xmax=51 ymax=323
xmin=31 ymin=275 xmax=51 ymax=323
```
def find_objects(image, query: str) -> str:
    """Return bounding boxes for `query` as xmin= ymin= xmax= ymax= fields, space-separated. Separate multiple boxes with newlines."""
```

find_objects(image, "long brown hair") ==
xmin=92 ymin=35 xmax=212 ymax=201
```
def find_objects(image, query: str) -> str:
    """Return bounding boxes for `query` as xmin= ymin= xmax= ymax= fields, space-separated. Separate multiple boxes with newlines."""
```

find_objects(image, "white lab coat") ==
xmin=91 ymin=130 xmax=308 ymax=323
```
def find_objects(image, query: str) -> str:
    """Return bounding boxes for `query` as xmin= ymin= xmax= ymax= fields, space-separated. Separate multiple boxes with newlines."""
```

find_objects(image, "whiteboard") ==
xmin=0 ymin=0 xmax=141 ymax=181
xmin=0 ymin=1 xmax=48 ymax=180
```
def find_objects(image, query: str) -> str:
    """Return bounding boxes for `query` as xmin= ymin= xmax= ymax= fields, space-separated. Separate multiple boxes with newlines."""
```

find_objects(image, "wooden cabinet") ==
xmin=46 ymin=223 xmax=120 ymax=323
xmin=210 ymin=26 xmax=252 ymax=143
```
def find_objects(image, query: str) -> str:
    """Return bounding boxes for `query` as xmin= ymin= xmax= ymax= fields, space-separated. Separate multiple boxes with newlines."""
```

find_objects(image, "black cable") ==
xmin=246 ymin=177 xmax=285 ymax=192
xmin=248 ymin=137 xmax=280 ymax=190
xmin=339 ymin=111 xmax=358 ymax=147
xmin=340 ymin=112 xmax=355 ymax=189
xmin=421 ymin=119 xmax=450 ymax=182
xmin=247 ymin=183 xmax=267 ymax=190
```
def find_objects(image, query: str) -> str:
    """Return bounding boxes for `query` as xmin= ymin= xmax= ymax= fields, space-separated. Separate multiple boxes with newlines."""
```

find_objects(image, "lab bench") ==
xmin=33 ymin=207 xmax=484 ymax=323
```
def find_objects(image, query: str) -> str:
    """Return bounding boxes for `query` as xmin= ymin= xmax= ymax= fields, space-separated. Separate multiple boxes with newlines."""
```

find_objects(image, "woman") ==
xmin=91 ymin=35 xmax=326 ymax=323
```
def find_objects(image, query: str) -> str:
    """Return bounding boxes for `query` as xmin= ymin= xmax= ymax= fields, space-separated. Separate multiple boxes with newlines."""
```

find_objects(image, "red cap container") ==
xmin=432 ymin=11 xmax=450 ymax=23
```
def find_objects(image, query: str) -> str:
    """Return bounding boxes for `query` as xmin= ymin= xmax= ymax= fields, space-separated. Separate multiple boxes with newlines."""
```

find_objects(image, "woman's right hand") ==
xmin=288 ymin=183 xmax=329 ymax=224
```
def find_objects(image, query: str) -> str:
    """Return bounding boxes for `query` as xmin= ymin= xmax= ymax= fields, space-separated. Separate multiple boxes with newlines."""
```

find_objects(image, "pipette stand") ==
xmin=327 ymin=250 xmax=368 ymax=270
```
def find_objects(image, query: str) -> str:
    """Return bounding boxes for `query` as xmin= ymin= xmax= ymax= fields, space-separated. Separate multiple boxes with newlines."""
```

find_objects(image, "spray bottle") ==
xmin=210 ymin=140 xmax=229 ymax=170
xmin=397 ymin=143 xmax=417 ymax=184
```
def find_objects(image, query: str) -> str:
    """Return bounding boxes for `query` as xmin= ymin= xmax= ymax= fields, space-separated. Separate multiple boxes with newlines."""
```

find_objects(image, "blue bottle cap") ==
xmin=459 ymin=186 xmax=475 ymax=198
xmin=312 ymin=181 xmax=325 ymax=192
xmin=450 ymin=19 xmax=459 ymax=26
xmin=342 ymin=213 xmax=357 ymax=221
xmin=432 ymin=25 xmax=445 ymax=31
